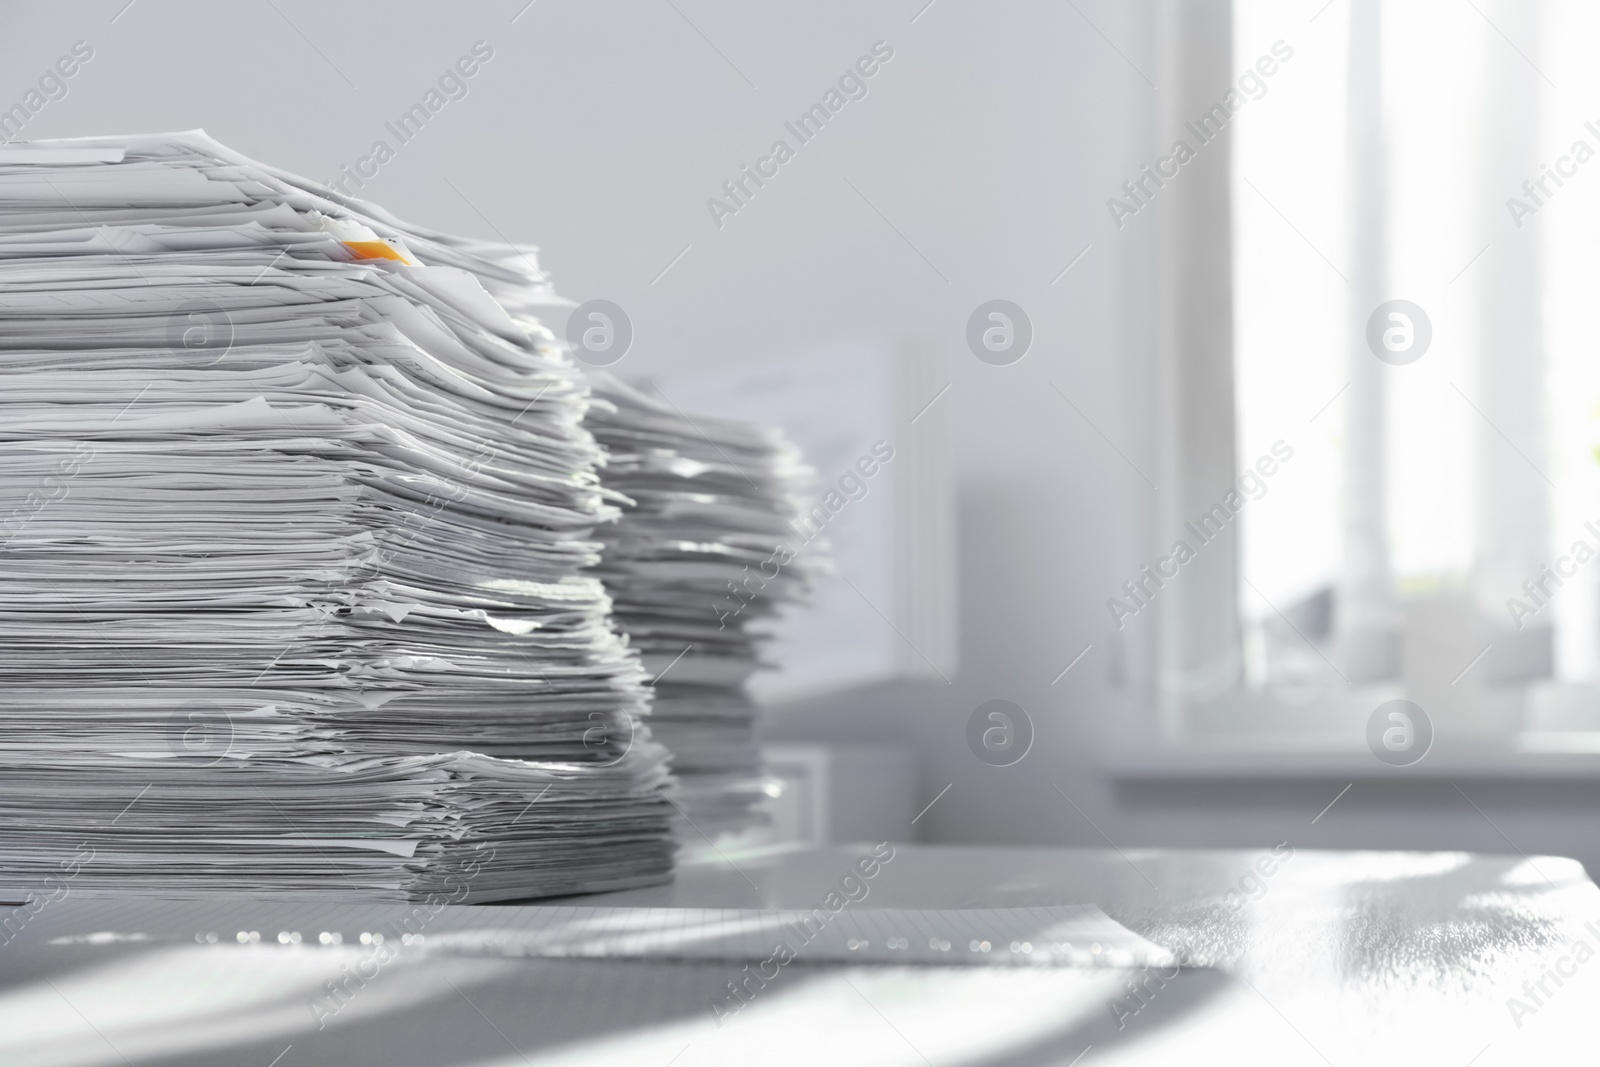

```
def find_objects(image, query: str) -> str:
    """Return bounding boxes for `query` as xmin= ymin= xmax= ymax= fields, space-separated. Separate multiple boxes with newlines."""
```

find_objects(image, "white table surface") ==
xmin=0 ymin=842 xmax=1595 ymax=1065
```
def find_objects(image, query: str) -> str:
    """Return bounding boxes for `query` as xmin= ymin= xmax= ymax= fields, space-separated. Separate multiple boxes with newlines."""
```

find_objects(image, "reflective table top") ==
xmin=1 ymin=843 xmax=1593 ymax=1065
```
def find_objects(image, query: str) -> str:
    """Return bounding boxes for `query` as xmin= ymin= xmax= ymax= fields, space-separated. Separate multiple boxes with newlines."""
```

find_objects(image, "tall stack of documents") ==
xmin=0 ymin=132 xmax=672 ymax=901
xmin=585 ymin=376 xmax=816 ymax=834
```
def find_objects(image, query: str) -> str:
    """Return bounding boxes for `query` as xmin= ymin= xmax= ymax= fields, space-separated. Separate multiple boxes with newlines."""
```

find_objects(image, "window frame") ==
xmin=1108 ymin=0 xmax=1598 ymax=776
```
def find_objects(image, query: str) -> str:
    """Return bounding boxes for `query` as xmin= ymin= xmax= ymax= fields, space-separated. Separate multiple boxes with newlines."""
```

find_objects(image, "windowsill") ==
xmin=1104 ymin=733 xmax=1600 ymax=780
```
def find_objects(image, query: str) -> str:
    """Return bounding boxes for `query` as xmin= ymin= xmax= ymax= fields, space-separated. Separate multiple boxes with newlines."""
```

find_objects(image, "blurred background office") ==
xmin=9 ymin=0 xmax=1600 ymax=872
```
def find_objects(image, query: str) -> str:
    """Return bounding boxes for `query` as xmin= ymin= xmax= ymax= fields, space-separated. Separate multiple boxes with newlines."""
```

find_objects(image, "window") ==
xmin=1156 ymin=0 xmax=1600 ymax=755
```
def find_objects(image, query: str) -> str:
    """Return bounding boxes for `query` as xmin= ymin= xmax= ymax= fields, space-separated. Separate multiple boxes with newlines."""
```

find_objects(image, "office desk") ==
xmin=1 ymin=844 xmax=1595 ymax=1065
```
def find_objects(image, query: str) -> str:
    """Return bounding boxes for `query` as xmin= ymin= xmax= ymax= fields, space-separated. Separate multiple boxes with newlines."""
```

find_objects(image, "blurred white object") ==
xmin=663 ymin=340 xmax=957 ymax=701
xmin=755 ymin=744 xmax=915 ymax=846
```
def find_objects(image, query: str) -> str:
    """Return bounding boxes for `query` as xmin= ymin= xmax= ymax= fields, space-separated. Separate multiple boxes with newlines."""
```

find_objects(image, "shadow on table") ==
xmin=0 ymin=940 xmax=1235 ymax=1067
xmin=0 ymin=850 xmax=1583 ymax=1065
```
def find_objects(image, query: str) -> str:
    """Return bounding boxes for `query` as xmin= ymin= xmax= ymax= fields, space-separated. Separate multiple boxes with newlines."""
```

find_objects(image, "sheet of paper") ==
xmin=16 ymin=896 xmax=1177 ymax=969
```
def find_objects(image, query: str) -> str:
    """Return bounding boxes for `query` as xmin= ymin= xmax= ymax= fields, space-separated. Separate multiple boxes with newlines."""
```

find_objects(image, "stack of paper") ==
xmin=0 ymin=132 xmax=672 ymax=901
xmin=585 ymin=376 xmax=817 ymax=835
